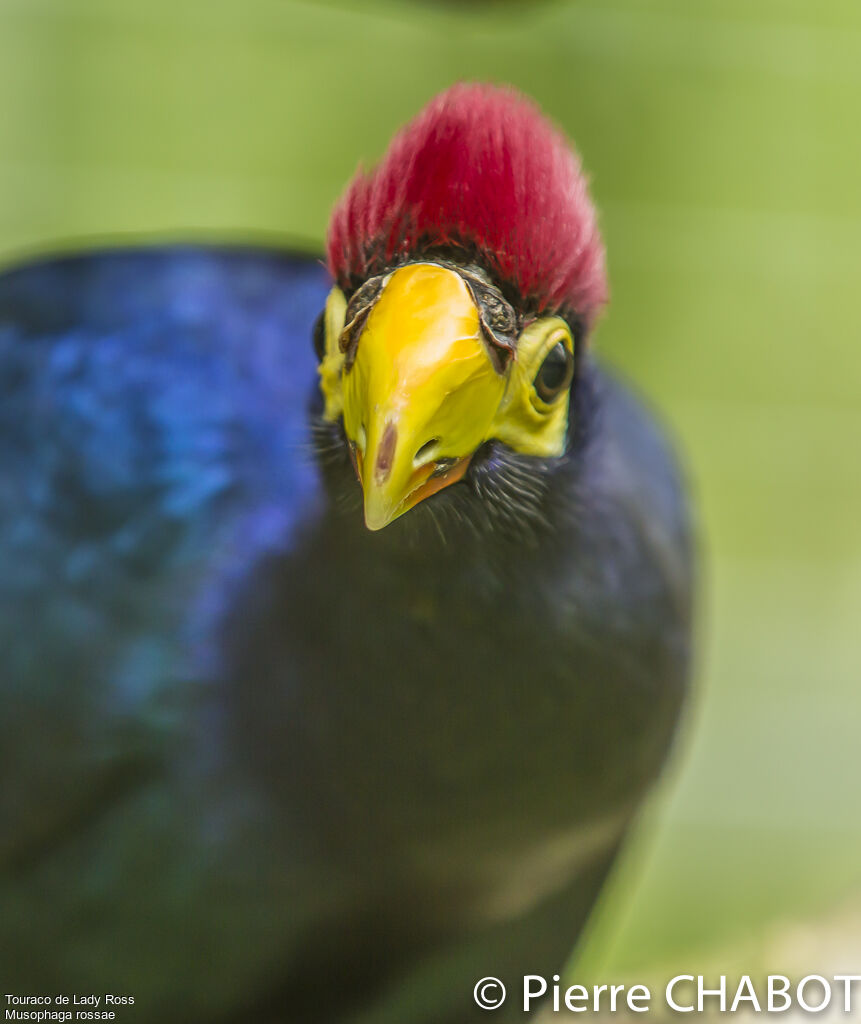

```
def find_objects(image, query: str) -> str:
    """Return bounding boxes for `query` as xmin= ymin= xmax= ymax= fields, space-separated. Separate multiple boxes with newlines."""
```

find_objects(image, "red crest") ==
xmin=326 ymin=83 xmax=607 ymax=328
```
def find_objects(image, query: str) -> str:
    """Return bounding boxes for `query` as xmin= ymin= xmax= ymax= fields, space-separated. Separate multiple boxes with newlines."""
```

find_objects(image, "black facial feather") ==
xmin=336 ymin=259 xmax=522 ymax=376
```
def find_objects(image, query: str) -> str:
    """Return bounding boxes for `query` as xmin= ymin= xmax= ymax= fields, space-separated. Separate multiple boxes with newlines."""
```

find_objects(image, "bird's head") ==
xmin=316 ymin=83 xmax=607 ymax=533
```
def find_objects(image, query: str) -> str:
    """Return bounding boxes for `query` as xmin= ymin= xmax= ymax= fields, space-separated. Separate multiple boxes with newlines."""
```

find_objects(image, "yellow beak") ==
xmin=341 ymin=263 xmax=506 ymax=531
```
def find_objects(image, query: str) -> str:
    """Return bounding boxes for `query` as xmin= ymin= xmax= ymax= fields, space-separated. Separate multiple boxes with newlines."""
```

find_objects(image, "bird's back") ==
xmin=0 ymin=246 xmax=339 ymax=1019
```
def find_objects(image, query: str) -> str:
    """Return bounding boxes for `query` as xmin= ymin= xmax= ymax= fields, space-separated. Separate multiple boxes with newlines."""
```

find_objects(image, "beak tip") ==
xmin=363 ymin=498 xmax=396 ymax=532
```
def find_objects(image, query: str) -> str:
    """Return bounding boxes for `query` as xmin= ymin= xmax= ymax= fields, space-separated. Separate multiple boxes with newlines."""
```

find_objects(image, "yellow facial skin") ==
xmin=490 ymin=316 xmax=574 ymax=457
xmin=318 ymin=263 xmax=574 ymax=531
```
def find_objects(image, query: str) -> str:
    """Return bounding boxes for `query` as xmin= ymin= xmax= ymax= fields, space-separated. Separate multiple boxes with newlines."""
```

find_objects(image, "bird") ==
xmin=0 ymin=84 xmax=693 ymax=1023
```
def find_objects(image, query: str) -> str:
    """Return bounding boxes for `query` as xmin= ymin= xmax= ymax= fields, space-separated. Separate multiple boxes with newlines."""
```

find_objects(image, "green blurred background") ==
xmin=3 ymin=0 xmax=859 ymax=982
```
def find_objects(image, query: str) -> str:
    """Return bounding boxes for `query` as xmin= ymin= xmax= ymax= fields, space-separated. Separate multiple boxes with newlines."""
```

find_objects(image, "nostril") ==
xmin=414 ymin=438 xmax=440 ymax=468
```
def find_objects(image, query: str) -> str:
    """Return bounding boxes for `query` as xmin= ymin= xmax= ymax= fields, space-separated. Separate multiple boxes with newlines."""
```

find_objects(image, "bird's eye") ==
xmin=533 ymin=341 xmax=574 ymax=402
xmin=312 ymin=311 xmax=326 ymax=362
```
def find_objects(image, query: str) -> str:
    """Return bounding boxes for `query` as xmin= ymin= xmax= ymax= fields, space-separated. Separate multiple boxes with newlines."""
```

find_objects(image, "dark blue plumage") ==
xmin=1 ymin=248 xmax=333 ymax=1018
xmin=0 ymin=246 xmax=692 ymax=1023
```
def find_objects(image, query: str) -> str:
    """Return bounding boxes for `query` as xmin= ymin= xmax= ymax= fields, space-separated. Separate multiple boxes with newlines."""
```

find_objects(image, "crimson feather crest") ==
xmin=326 ymin=83 xmax=607 ymax=329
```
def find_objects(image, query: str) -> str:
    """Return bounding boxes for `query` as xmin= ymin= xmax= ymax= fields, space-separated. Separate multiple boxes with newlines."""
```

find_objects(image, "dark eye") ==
xmin=534 ymin=341 xmax=574 ymax=402
xmin=312 ymin=311 xmax=326 ymax=362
